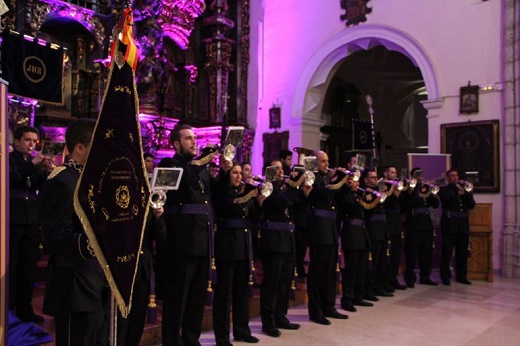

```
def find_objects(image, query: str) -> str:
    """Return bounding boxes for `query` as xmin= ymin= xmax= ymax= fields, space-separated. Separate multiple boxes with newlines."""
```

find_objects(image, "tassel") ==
xmin=290 ymin=279 xmax=296 ymax=301
xmin=205 ymin=280 xmax=214 ymax=306
xmin=335 ymin=262 xmax=341 ymax=282
xmin=368 ymin=252 xmax=373 ymax=271
xmin=467 ymin=242 xmax=472 ymax=258
xmin=386 ymin=240 xmax=391 ymax=264
xmin=146 ymin=294 xmax=157 ymax=324
xmin=401 ymin=231 xmax=405 ymax=239
xmin=211 ymin=258 xmax=217 ymax=285
xmin=248 ymin=274 xmax=255 ymax=298
xmin=251 ymin=261 xmax=258 ymax=285
xmin=257 ymin=230 xmax=262 ymax=239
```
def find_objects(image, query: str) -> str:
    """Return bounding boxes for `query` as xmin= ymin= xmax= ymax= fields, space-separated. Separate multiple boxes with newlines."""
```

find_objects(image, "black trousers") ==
xmin=54 ymin=309 xmax=108 ymax=346
xmin=307 ymin=244 xmax=337 ymax=317
xmin=117 ymin=263 xmax=150 ymax=346
xmin=260 ymin=252 xmax=294 ymax=330
xmin=365 ymin=240 xmax=386 ymax=294
xmin=295 ymin=226 xmax=308 ymax=277
xmin=440 ymin=232 xmax=469 ymax=282
xmin=213 ymin=259 xmax=251 ymax=344
xmin=404 ymin=231 xmax=434 ymax=284
xmin=9 ymin=223 xmax=40 ymax=315
xmin=162 ymin=255 xmax=208 ymax=346
xmin=387 ymin=234 xmax=403 ymax=286
xmin=341 ymin=249 xmax=368 ymax=304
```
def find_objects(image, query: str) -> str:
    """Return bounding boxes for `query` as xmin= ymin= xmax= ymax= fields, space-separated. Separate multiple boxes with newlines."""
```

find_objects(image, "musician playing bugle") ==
xmin=438 ymin=169 xmax=476 ymax=286
xmin=382 ymin=166 xmax=407 ymax=291
xmin=399 ymin=167 xmax=440 ymax=288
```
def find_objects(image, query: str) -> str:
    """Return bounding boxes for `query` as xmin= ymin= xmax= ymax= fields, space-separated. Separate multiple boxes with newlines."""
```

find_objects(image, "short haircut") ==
xmin=14 ymin=126 xmax=39 ymax=140
xmin=410 ymin=167 xmax=422 ymax=178
xmin=143 ymin=152 xmax=154 ymax=160
xmin=65 ymin=119 xmax=96 ymax=153
xmin=241 ymin=161 xmax=251 ymax=167
xmin=208 ymin=162 xmax=217 ymax=168
xmin=445 ymin=168 xmax=458 ymax=176
xmin=362 ymin=168 xmax=377 ymax=180
xmin=279 ymin=149 xmax=292 ymax=160
xmin=170 ymin=123 xmax=192 ymax=144
xmin=382 ymin=165 xmax=395 ymax=174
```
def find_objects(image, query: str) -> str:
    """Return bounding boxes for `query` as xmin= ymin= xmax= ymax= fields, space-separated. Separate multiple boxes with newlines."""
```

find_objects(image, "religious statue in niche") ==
xmin=340 ymin=0 xmax=372 ymax=27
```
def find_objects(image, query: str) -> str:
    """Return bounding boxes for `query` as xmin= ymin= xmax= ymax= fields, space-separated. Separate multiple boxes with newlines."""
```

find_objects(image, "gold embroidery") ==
xmin=116 ymin=185 xmax=130 ymax=209
xmin=88 ymin=184 xmax=96 ymax=213
xmin=105 ymin=128 xmax=114 ymax=139
xmin=47 ymin=166 xmax=66 ymax=180
xmin=129 ymin=132 xmax=134 ymax=142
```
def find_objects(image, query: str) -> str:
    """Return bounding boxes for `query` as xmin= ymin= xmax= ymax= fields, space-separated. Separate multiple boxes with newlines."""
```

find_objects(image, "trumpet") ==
xmin=418 ymin=182 xmax=440 ymax=198
xmin=246 ymin=180 xmax=274 ymax=197
xmin=234 ymin=181 xmax=273 ymax=204
xmin=458 ymin=180 xmax=474 ymax=193
xmin=150 ymin=190 xmax=167 ymax=209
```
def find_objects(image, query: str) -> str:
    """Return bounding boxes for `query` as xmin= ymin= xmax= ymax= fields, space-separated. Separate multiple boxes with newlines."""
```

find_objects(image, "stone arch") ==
xmin=291 ymin=24 xmax=441 ymax=143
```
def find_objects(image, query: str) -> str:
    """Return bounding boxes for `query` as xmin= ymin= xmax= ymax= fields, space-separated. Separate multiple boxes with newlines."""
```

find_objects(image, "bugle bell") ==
xmin=150 ymin=190 xmax=167 ymax=209
xmin=384 ymin=179 xmax=404 ymax=191
xmin=459 ymin=180 xmax=474 ymax=193
xmin=192 ymin=144 xmax=236 ymax=166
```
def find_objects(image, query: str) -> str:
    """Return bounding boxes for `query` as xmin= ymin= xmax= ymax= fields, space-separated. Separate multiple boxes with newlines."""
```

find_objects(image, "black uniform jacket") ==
xmin=384 ymin=192 xmax=402 ymax=236
xmin=259 ymin=180 xmax=298 ymax=254
xmin=438 ymin=184 xmax=476 ymax=235
xmin=159 ymin=153 xmax=212 ymax=257
xmin=38 ymin=163 xmax=106 ymax=316
xmin=363 ymin=186 xmax=388 ymax=242
xmin=306 ymin=172 xmax=339 ymax=247
xmin=212 ymin=179 xmax=262 ymax=261
xmin=337 ymin=187 xmax=370 ymax=251
xmin=10 ymin=149 xmax=48 ymax=224
xmin=400 ymin=183 xmax=440 ymax=233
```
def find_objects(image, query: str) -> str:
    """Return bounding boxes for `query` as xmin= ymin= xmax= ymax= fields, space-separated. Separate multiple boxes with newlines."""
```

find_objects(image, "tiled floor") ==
xmin=191 ymin=274 xmax=520 ymax=346
xmin=30 ymin=273 xmax=520 ymax=345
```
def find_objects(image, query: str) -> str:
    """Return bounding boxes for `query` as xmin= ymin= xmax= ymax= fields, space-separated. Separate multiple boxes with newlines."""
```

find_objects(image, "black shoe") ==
xmin=353 ymin=300 xmax=374 ymax=307
xmin=341 ymin=303 xmax=357 ymax=312
xmin=262 ymin=328 xmax=281 ymax=337
xmin=364 ymin=294 xmax=380 ymax=302
xmin=217 ymin=342 xmax=233 ymax=346
xmin=420 ymin=279 xmax=439 ymax=286
xmin=310 ymin=315 xmax=331 ymax=325
xmin=393 ymin=282 xmax=407 ymax=290
xmin=384 ymin=286 xmax=396 ymax=293
xmin=442 ymin=280 xmax=451 ymax=286
xmin=405 ymin=281 xmax=415 ymax=288
xmin=17 ymin=313 xmax=44 ymax=323
xmin=374 ymin=290 xmax=394 ymax=297
xmin=234 ymin=335 xmax=259 ymax=343
xmin=456 ymin=278 xmax=472 ymax=285
xmin=276 ymin=322 xmax=301 ymax=330
xmin=324 ymin=310 xmax=348 ymax=319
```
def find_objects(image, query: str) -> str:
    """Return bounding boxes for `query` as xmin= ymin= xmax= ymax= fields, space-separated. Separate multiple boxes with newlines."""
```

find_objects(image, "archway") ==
xmin=290 ymin=25 xmax=441 ymax=157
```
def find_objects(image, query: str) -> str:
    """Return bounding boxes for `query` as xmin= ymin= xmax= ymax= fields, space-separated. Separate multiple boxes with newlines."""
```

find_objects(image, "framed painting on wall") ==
xmin=441 ymin=120 xmax=500 ymax=193
xmin=263 ymin=131 xmax=289 ymax=166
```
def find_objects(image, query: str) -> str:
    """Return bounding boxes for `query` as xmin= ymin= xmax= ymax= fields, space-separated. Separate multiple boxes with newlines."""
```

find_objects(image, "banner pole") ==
xmin=365 ymin=95 xmax=377 ymax=169
xmin=110 ymin=291 xmax=118 ymax=346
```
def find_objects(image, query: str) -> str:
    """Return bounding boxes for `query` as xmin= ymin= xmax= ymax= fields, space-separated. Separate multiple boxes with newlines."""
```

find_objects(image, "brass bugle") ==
xmin=458 ymin=180 xmax=474 ymax=193
xmin=384 ymin=179 xmax=404 ymax=191
xmin=357 ymin=186 xmax=387 ymax=203
xmin=328 ymin=167 xmax=361 ymax=182
xmin=244 ymin=180 xmax=273 ymax=197
xmin=150 ymin=190 xmax=167 ymax=209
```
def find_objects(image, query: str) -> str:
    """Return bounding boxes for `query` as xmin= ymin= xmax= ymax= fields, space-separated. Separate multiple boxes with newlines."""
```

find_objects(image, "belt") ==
xmin=263 ymin=221 xmax=295 ymax=231
xmin=221 ymin=218 xmax=250 ymax=229
xmin=311 ymin=208 xmax=337 ymax=220
xmin=412 ymin=207 xmax=430 ymax=215
xmin=369 ymin=213 xmax=387 ymax=222
xmin=385 ymin=207 xmax=400 ymax=213
xmin=165 ymin=203 xmax=212 ymax=215
xmin=343 ymin=218 xmax=365 ymax=226
xmin=444 ymin=210 xmax=468 ymax=218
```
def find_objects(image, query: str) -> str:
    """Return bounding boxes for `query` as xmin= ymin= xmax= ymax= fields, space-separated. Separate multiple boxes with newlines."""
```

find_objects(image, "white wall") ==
xmin=248 ymin=0 xmax=505 ymax=270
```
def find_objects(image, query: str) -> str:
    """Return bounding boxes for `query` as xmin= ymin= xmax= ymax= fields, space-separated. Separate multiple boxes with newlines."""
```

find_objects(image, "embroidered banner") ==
xmin=74 ymin=41 xmax=149 ymax=316
xmin=0 ymin=30 xmax=63 ymax=104
xmin=352 ymin=119 xmax=374 ymax=150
